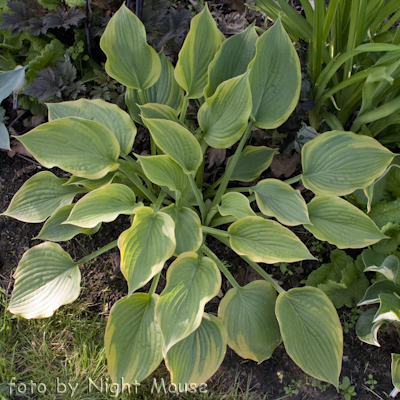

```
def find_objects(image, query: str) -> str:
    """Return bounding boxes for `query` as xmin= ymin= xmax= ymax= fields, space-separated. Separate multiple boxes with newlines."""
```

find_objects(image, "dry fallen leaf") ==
xmin=206 ymin=147 xmax=226 ymax=169
xmin=7 ymin=139 xmax=33 ymax=158
xmin=270 ymin=152 xmax=301 ymax=178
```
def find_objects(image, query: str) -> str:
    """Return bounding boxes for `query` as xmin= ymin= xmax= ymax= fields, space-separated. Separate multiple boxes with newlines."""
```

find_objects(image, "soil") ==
xmin=1 ymin=1 xmax=400 ymax=399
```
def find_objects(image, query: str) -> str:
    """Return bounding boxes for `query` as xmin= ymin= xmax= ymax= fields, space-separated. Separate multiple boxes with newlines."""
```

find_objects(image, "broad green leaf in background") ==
xmin=174 ymin=5 xmax=224 ymax=99
xmin=369 ymin=198 xmax=400 ymax=229
xmin=249 ymin=19 xmax=301 ymax=129
xmin=160 ymin=205 xmax=202 ymax=255
xmin=47 ymin=99 xmax=137 ymax=155
xmin=301 ymin=131 xmax=394 ymax=196
xmin=392 ymin=354 xmax=400 ymax=391
xmin=16 ymin=117 xmax=120 ymax=180
xmin=218 ymin=280 xmax=281 ymax=362
xmin=165 ymin=313 xmax=227 ymax=387
xmin=139 ymin=104 xmax=180 ymax=124
xmin=198 ymin=73 xmax=252 ymax=148
xmin=100 ymin=4 xmax=161 ymax=90
xmin=228 ymin=216 xmax=315 ymax=263
xmin=65 ymin=184 xmax=137 ymax=228
xmin=218 ymin=192 xmax=256 ymax=220
xmin=374 ymin=293 xmax=400 ymax=323
xmin=304 ymin=196 xmax=387 ymax=248
xmin=356 ymin=308 xmax=382 ymax=347
xmin=8 ymin=242 xmax=80 ymax=319
xmin=276 ymin=287 xmax=343 ymax=388
xmin=125 ymin=51 xmax=183 ymax=125
xmin=229 ymin=145 xmax=276 ymax=182
xmin=252 ymin=179 xmax=310 ymax=226
xmin=137 ymin=155 xmax=187 ymax=194
xmin=1 ymin=171 xmax=85 ymax=223
xmin=144 ymin=118 xmax=202 ymax=174
xmin=205 ymin=24 xmax=258 ymax=98
xmin=105 ymin=293 xmax=163 ymax=387
xmin=35 ymin=204 xmax=101 ymax=242
xmin=156 ymin=253 xmax=221 ymax=355
xmin=118 ymin=207 xmax=175 ymax=294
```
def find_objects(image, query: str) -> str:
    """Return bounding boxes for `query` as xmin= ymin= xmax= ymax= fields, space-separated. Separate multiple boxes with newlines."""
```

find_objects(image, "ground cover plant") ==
xmin=253 ymin=0 xmax=400 ymax=146
xmin=2 ymin=1 xmax=400 ymax=397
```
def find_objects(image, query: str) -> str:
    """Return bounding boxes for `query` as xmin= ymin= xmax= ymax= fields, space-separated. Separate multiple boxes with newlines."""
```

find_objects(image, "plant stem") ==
xmin=76 ymin=240 xmax=118 ymax=266
xmin=201 ymin=226 xmax=230 ymax=237
xmin=138 ymin=90 xmax=148 ymax=104
xmin=209 ymin=120 xmax=254 ymax=212
xmin=188 ymin=173 xmax=206 ymax=223
xmin=148 ymin=272 xmax=161 ymax=296
xmin=180 ymin=96 xmax=189 ymax=123
xmin=120 ymin=154 xmax=154 ymax=192
xmin=153 ymin=189 xmax=166 ymax=214
xmin=211 ymin=235 xmax=284 ymax=294
xmin=202 ymin=245 xmax=240 ymax=289
xmin=284 ymin=174 xmax=302 ymax=185
xmin=118 ymin=163 xmax=158 ymax=203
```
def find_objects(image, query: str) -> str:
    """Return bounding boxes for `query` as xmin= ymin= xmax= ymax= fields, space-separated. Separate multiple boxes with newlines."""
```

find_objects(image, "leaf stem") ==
xmin=76 ymin=240 xmax=118 ymax=266
xmin=202 ymin=245 xmax=240 ymax=289
xmin=209 ymin=120 xmax=254 ymax=211
xmin=179 ymin=96 xmax=189 ymax=123
xmin=148 ymin=272 xmax=161 ymax=296
xmin=211 ymin=235 xmax=284 ymax=294
xmin=188 ymin=173 xmax=206 ymax=223
xmin=201 ymin=226 xmax=230 ymax=237
xmin=153 ymin=189 xmax=166 ymax=214
xmin=284 ymin=174 xmax=302 ymax=185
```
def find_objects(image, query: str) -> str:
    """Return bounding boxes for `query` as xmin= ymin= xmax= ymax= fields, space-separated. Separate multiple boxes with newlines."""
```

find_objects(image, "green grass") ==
xmin=0 ymin=289 xmax=266 ymax=400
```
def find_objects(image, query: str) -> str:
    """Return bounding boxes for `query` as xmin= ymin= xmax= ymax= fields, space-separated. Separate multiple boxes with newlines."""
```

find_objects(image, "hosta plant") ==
xmin=2 ymin=3 xmax=396 ymax=393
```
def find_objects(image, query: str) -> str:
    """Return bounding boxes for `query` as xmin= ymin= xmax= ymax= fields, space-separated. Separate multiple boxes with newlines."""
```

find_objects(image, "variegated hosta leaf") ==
xmin=374 ymin=293 xmax=400 ymax=323
xmin=165 ymin=313 xmax=227 ymax=387
xmin=229 ymin=145 xmax=276 ymax=182
xmin=304 ymin=196 xmax=386 ymax=249
xmin=64 ymin=172 xmax=116 ymax=191
xmin=276 ymin=287 xmax=343 ymax=388
xmin=218 ymin=280 xmax=281 ymax=362
xmin=118 ymin=207 xmax=176 ymax=294
xmin=198 ymin=73 xmax=252 ymax=149
xmin=125 ymin=51 xmax=183 ymax=125
xmin=105 ymin=293 xmax=163 ymax=387
xmin=249 ymin=19 xmax=301 ymax=129
xmin=392 ymin=354 xmax=400 ymax=391
xmin=301 ymin=131 xmax=394 ymax=196
xmin=1 ymin=171 xmax=85 ymax=223
xmin=218 ymin=192 xmax=256 ymax=220
xmin=8 ymin=242 xmax=80 ymax=319
xmin=205 ymin=23 xmax=257 ymax=98
xmin=160 ymin=205 xmax=202 ymax=255
xmin=35 ymin=204 xmax=101 ymax=242
xmin=16 ymin=117 xmax=120 ymax=180
xmin=100 ymin=4 xmax=161 ymax=90
xmin=47 ymin=99 xmax=136 ymax=155
xmin=362 ymin=250 xmax=399 ymax=283
xmin=174 ymin=5 xmax=224 ymax=99
xmin=143 ymin=118 xmax=202 ymax=174
xmin=357 ymin=280 xmax=400 ymax=306
xmin=228 ymin=216 xmax=314 ymax=263
xmin=156 ymin=253 xmax=221 ymax=354
xmin=355 ymin=308 xmax=382 ymax=346
xmin=65 ymin=184 xmax=137 ymax=228
xmin=252 ymin=179 xmax=310 ymax=226
xmin=139 ymin=103 xmax=180 ymax=124
xmin=136 ymin=155 xmax=187 ymax=194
